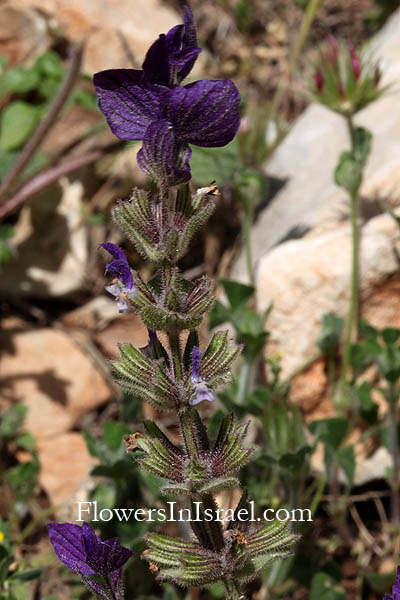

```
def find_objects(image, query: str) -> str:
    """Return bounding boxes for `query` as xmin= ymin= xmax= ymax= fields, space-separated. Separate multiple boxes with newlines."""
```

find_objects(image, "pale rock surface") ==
xmin=0 ymin=177 xmax=88 ymax=298
xmin=37 ymin=432 xmax=97 ymax=506
xmin=257 ymin=213 xmax=400 ymax=378
xmin=0 ymin=320 xmax=112 ymax=438
xmin=232 ymin=7 xmax=400 ymax=282
xmin=0 ymin=319 xmax=112 ymax=503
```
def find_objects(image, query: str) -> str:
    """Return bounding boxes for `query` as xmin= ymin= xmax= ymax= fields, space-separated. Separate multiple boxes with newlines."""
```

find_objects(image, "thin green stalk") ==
xmin=223 ymin=577 xmax=242 ymax=599
xmin=341 ymin=189 xmax=359 ymax=385
xmin=243 ymin=207 xmax=255 ymax=287
xmin=340 ymin=116 xmax=360 ymax=391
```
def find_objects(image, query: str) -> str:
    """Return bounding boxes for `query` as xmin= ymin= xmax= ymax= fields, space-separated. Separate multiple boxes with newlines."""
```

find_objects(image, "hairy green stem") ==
xmin=340 ymin=189 xmax=359 ymax=386
xmin=223 ymin=577 xmax=242 ymax=599
xmin=340 ymin=116 xmax=360 ymax=395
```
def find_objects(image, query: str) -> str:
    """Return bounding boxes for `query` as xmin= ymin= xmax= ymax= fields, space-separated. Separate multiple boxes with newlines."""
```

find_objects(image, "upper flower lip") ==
xmin=100 ymin=242 xmax=134 ymax=291
xmin=93 ymin=7 xmax=240 ymax=185
xmin=142 ymin=7 xmax=201 ymax=88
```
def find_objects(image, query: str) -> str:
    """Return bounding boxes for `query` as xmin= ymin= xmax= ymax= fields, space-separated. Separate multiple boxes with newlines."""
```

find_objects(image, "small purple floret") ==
xmin=101 ymin=243 xmax=136 ymax=313
xmin=93 ymin=7 xmax=240 ymax=186
xmin=385 ymin=567 xmax=400 ymax=600
xmin=190 ymin=346 xmax=215 ymax=406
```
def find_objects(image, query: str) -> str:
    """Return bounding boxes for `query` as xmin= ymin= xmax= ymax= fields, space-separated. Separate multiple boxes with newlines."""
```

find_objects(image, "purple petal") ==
xmin=173 ymin=47 xmax=202 ymax=85
xmin=142 ymin=34 xmax=171 ymax=87
xmin=100 ymin=242 xmax=127 ymax=263
xmin=47 ymin=523 xmax=96 ymax=575
xmin=93 ymin=69 xmax=163 ymax=140
xmin=82 ymin=523 xmax=132 ymax=576
xmin=165 ymin=80 xmax=241 ymax=147
xmin=191 ymin=346 xmax=202 ymax=379
xmin=100 ymin=243 xmax=134 ymax=290
xmin=137 ymin=119 xmax=191 ymax=186
xmin=183 ymin=7 xmax=197 ymax=48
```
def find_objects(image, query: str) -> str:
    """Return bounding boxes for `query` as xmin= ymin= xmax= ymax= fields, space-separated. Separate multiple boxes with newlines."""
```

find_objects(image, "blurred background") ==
xmin=1 ymin=0 xmax=400 ymax=598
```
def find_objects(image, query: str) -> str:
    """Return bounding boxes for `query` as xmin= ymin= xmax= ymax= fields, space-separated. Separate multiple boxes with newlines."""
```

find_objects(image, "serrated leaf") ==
xmin=103 ymin=421 xmax=131 ymax=451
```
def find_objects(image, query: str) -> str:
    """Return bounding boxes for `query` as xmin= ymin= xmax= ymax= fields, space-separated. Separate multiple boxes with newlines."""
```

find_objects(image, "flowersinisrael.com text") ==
xmin=76 ymin=501 xmax=312 ymax=524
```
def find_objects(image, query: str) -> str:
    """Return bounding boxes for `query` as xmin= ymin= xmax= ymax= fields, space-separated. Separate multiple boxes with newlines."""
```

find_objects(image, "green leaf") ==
xmin=6 ymin=460 xmax=39 ymax=498
xmin=221 ymin=278 xmax=254 ymax=310
xmin=356 ymin=382 xmax=378 ymax=425
xmin=0 ymin=404 xmax=27 ymax=439
xmin=190 ymin=139 xmax=241 ymax=185
xmin=0 ymin=546 xmax=11 ymax=584
xmin=308 ymin=417 xmax=348 ymax=451
xmin=0 ymin=67 xmax=40 ymax=95
xmin=0 ymin=101 xmax=39 ymax=151
xmin=310 ymin=573 xmax=346 ymax=600
xmin=382 ymin=327 xmax=400 ymax=346
xmin=34 ymin=51 xmax=64 ymax=79
xmin=8 ymin=568 xmax=41 ymax=582
xmin=317 ymin=312 xmax=345 ymax=357
xmin=353 ymin=127 xmax=372 ymax=166
xmin=208 ymin=299 xmax=230 ymax=328
xmin=336 ymin=445 xmax=355 ymax=485
xmin=334 ymin=150 xmax=362 ymax=195
xmin=103 ymin=421 xmax=131 ymax=451
xmin=362 ymin=568 xmax=396 ymax=593
xmin=72 ymin=88 xmax=98 ymax=110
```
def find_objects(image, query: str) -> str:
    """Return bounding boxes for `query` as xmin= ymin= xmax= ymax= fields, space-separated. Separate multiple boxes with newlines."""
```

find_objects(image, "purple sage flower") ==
xmin=47 ymin=522 xmax=132 ymax=600
xmin=101 ymin=242 xmax=137 ymax=313
xmin=385 ymin=567 xmax=400 ymax=600
xmin=93 ymin=7 xmax=240 ymax=186
xmin=190 ymin=346 xmax=215 ymax=406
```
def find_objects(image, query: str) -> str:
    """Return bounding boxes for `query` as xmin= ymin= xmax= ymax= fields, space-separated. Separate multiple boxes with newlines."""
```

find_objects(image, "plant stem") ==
xmin=243 ymin=207 xmax=255 ymax=287
xmin=388 ymin=383 xmax=400 ymax=524
xmin=223 ymin=577 xmax=242 ymax=599
xmin=340 ymin=116 xmax=360 ymax=391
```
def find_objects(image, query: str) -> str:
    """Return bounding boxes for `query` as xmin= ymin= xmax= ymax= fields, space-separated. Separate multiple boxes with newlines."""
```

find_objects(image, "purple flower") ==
xmin=47 ymin=522 xmax=132 ymax=600
xmin=93 ymin=8 xmax=240 ymax=186
xmin=385 ymin=567 xmax=400 ymax=600
xmin=190 ymin=346 xmax=215 ymax=406
xmin=101 ymin=242 xmax=136 ymax=313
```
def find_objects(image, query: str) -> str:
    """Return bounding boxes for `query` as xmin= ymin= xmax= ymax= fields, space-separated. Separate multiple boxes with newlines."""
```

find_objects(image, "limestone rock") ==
xmin=0 ymin=320 xmax=112 ymax=439
xmin=0 ymin=177 xmax=88 ymax=298
xmin=37 ymin=432 xmax=97 ymax=506
xmin=257 ymin=214 xmax=400 ymax=378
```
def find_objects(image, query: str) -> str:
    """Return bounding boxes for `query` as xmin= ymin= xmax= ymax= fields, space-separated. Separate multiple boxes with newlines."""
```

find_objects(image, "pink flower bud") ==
xmin=325 ymin=34 xmax=339 ymax=64
xmin=314 ymin=71 xmax=324 ymax=92
xmin=348 ymin=42 xmax=361 ymax=80
xmin=374 ymin=65 xmax=381 ymax=88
